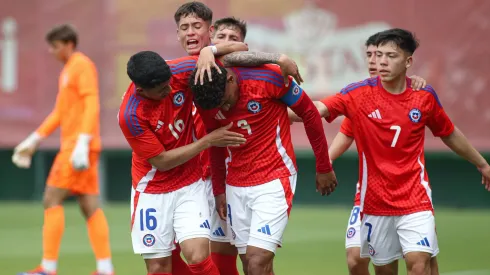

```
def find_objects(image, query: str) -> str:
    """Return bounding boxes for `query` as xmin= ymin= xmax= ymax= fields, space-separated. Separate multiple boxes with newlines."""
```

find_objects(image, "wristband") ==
xmin=210 ymin=45 xmax=218 ymax=55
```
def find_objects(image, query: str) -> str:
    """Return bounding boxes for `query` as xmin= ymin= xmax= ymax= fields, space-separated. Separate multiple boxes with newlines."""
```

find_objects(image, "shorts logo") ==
xmin=292 ymin=85 xmax=300 ymax=95
xmin=143 ymin=234 xmax=156 ymax=247
xmin=247 ymin=100 xmax=262 ymax=114
xmin=347 ymin=227 xmax=356 ymax=238
xmin=173 ymin=91 xmax=185 ymax=106
xmin=368 ymin=244 xmax=376 ymax=256
xmin=408 ymin=108 xmax=422 ymax=123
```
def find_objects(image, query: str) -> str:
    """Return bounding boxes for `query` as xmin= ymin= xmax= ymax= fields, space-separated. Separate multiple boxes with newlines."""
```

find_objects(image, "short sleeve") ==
xmin=119 ymin=103 xmax=165 ymax=160
xmin=339 ymin=118 xmax=354 ymax=137
xmin=424 ymin=87 xmax=454 ymax=137
xmin=167 ymin=56 xmax=198 ymax=91
xmin=320 ymin=93 xmax=349 ymax=123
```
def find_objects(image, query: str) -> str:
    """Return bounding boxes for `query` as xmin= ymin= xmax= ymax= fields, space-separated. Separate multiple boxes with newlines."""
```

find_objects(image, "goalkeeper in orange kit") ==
xmin=12 ymin=24 xmax=114 ymax=275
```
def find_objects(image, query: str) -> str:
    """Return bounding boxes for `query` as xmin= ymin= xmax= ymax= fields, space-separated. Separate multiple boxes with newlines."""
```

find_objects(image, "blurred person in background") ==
xmin=12 ymin=24 xmax=114 ymax=275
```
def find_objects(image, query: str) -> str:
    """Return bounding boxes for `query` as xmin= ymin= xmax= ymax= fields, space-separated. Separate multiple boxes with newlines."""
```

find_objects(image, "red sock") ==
xmin=188 ymin=256 xmax=220 ymax=275
xmin=172 ymin=244 xmax=192 ymax=275
xmin=211 ymin=252 xmax=239 ymax=275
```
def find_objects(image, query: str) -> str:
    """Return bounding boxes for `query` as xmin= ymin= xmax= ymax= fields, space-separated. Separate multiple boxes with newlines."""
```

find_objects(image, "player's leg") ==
xmin=131 ymin=188 xmax=176 ymax=274
xmin=429 ymin=257 xmax=439 ymax=275
xmin=171 ymin=243 xmax=193 ymax=275
xmin=246 ymin=175 xmax=296 ymax=275
xmin=18 ymin=153 xmax=71 ymax=275
xmin=345 ymin=206 xmax=371 ymax=275
xmin=207 ymin=177 xmax=240 ymax=275
xmin=360 ymin=214 xmax=402 ymax=275
xmin=75 ymin=152 xmax=114 ymax=275
xmin=397 ymin=211 xmax=437 ymax=275
xmin=174 ymin=179 xmax=220 ymax=275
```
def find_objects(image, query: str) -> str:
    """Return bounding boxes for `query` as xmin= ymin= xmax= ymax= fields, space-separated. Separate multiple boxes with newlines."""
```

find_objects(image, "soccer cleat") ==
xmin=17 ymin=266 xmax=56 ymax=275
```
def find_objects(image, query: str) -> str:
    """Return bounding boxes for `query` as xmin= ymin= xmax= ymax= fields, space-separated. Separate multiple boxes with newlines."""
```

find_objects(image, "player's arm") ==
xmin=77 ymin=62 xmax=100 ymax=139
xmin=288 ymin=100 xmax=330 ymax=123
xmin=329 ymin=118 xmax=355 ymax=162
xmin=220 ymin=52 xmax=303 ymax=85
xmin=426 ymin=87 xmax=490 ymax=189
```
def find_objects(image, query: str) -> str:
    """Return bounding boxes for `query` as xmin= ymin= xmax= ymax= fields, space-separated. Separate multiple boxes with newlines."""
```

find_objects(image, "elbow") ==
xmin=149 ymin=154 xmax=173 ymax=172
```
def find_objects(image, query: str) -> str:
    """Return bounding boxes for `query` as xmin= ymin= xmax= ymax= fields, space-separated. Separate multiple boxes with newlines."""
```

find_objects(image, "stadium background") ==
xmin=0 ymin=0 xmax=489 ymax=274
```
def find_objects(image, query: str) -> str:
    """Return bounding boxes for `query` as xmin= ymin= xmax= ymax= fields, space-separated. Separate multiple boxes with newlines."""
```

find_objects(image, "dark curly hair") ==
xmin=127 ymin=51 xmax=172 ymax=89
xmin=189 ymin=65 xmax=227 ymax=110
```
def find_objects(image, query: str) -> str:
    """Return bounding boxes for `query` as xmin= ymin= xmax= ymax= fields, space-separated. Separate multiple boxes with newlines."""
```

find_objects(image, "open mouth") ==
xmin=186 ymin=39 xmax=199 ymax=49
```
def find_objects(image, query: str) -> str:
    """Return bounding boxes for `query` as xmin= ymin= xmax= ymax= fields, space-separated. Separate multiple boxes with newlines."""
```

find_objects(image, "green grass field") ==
xmin=1 ymin=203 xmax=489 ymax=275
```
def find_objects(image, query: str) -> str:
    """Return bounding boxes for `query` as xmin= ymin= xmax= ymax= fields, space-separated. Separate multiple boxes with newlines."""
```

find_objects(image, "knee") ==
xmin=410 ymin=261 xmax=430 ymax=275
xmin=185 ymin=245 xmax=210 ymax=265
xmin=347 ymin=255 xmax=369 ymax=274
xmin=246 ymin=253 xmax=271 ymax=275
xmin=43 ymin=191 xmax=63 ymax=209
xmin=145 ymin=257 xmax=171 ymax=274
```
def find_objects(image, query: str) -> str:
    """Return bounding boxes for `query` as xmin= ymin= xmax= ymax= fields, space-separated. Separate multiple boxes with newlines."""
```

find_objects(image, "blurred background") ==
xmin=0 ymin=0 xmax=489 ymax=274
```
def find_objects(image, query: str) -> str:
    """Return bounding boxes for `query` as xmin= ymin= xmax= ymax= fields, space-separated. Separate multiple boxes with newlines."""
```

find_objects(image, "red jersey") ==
xmin=338 ymin=118 xmax=361 ymax=206
xmin=322 ymin=76 xmax=454 ymax=216
xmin=192 ymin=104 xmax=211 ymax=178
xmin=118 ymin=56 xmax=202 ymax=194
xmin=200 ymin=65 xmax=331 ymax=195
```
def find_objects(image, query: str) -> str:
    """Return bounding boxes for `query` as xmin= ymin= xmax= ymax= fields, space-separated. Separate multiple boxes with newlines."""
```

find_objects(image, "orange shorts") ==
xmin=46 ymin=151 xmax=100 ymax=195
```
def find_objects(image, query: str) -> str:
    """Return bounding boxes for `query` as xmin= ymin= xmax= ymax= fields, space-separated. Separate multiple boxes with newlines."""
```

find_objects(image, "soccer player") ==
xmin=189 ymin=64 xmax=337 ymax=275
xmin=312 ymin=28 xmax=490 ymax=274
xmin=174 ymin=2 xmax=300 ymax=274
xmin=327 ymin=34 xmax=439 ymax=275
xmin=12 ymin=24 xmax=114 ymax=275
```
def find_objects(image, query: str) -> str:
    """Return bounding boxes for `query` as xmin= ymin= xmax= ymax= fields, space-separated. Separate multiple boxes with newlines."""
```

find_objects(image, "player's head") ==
xmin=365 ymin=32 xmax=379 ymax=77
xmin=375 ymin=28 xmax=419 ymax=81
xmin=45 ymin=24 xmax=78 ymax=62
xmin=212 ymin=17 xmax=247 ymax=43
xmin=190 ymin=66 xmax=239 ymax=111
xmin=127 ymin=51 xmax=172 ymax=101
xmin=174 ymin=1 xmax=213 ymax=56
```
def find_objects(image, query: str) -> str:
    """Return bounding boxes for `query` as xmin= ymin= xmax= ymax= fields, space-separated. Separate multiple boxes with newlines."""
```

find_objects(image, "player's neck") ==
xmin=62 ymin=50 xmax=76 ymax=64
xmin=381 ymin=75 xmax=407 ymax=94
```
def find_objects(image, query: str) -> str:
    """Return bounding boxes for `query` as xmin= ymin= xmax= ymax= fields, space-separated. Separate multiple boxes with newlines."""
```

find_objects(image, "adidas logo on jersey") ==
xmin=215 ymin=110 xmax=226 ymax=120
xmin=367 ymin=109 xmax=382 ymax=119
xmin=155 ymin=120 xmax=164 ymax=132
xmin=257 ymin=225 xmax=271 ymax=236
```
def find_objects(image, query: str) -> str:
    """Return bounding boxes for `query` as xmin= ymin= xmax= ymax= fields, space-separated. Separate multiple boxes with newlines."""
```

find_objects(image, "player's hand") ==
xmin=278 ymin=54 xmax=304 ymax=86
xmin=409 ymin=75 xmax=427 ymax=91
xmin=478 ymin=163 xmax=490 ymax=191
xmin=215 ymin=193 xmax=227 ymax=221
xmin=12 ymin=152 xmax=33 ymax=169
xmin=12 ymin=132 xmax=42 ymax=168
xmin=316 ymin=171 xmax=338 ymax=196
xmin=70 ymin=134 xmax=91 ymax=171
xmin=205 ymin=123 xmax=246 ymax=147
xmin=195 ymin=46 xmax=222 ymax=85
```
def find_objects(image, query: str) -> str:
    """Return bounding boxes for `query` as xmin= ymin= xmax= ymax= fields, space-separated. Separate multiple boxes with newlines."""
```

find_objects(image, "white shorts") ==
xmin=360 ymin=211 xmax=440 ymax=266
xmin=130 ymin=179 xmax=211 ymax=258
xmin=205 ymin=177 xmax=229 ymax=242
xmin=345 ymin=206 xmax=362 ymax=249
xmin=226 ymin=174 xmax=297 ymax=255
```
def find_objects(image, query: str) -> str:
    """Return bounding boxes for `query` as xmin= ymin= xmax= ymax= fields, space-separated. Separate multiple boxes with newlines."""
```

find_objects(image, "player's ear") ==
xmin=406 ymin=55 xmax=413 ymax=69
xmin=176 ymin=29 xmax=180 ymax=41
xmin=227 ymin=74 xmax=234 ymax=83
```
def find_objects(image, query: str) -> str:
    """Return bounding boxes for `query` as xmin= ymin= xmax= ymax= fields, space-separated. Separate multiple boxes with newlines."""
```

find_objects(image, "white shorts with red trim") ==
xmin=226 ymin=174 xmax=296 ymax=254
xmin=130 ymin=179 xmax=210 ymax=257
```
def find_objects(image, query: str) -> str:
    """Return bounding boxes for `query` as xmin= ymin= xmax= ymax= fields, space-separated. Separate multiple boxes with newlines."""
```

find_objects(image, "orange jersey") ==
xmin=36 ymin=52 xmax=101 ymax=152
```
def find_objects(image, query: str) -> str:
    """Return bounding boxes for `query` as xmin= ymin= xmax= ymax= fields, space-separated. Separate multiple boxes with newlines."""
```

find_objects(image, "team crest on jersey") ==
xmin=368 ymin=244 xmax=376 ymax=256
xmin=292 ymin=85 xmax=300 ymax=95
xmin=408 ymin=108 xmax=422 ymax=123
xmin=347 ymin=227 xmax=356 ymax=238
xmin=143 ymin=234 xmax=156 ymax=247
xmin=173 ymin=91 xmax=185 ymax=106
xmin=247 ymin=100 xmax=262 ymax=114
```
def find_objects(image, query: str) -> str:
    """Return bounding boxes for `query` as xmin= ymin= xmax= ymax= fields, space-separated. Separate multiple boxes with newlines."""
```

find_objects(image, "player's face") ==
xmin=376 ymin=41 xmax=412 ymax=82
xmin=212 ymin=25 xmax=244 ymax=44
xmin=366 ymin=45 xmax=377 ymax=77
xmin=218 ymin=73 xmax=239 ymax=111
xmin=48 ymin=40 xmax=73 ymax=62
xmin=177 ymin=14 xmax=213 ymax=56
xmin=137 ymin=80 xmax=171 ymax=101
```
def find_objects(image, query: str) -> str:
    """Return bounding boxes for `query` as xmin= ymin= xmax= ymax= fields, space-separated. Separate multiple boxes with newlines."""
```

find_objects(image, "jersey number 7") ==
xmin=390 ymin=125 xmax=401 ymax=147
